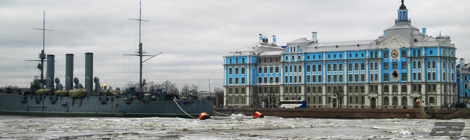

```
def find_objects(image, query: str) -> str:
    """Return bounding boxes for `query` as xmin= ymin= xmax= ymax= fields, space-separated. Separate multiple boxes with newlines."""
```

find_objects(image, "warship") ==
xmin=0 ymin=1 xmax=213 ymax=117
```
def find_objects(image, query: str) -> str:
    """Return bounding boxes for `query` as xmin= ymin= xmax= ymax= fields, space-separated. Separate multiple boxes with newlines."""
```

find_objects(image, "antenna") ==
xmin=124 ymin=0 xmax=162 ymax=96
xmin=27 ymin=11 xmax=54 ymax=85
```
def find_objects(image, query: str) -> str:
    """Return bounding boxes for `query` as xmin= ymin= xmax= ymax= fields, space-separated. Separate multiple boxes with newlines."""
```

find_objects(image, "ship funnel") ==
xmin=46 ymin=55 xmax=55 ymax=89
xmin=65 ymin=54 xmax=74 ymax=90
xmin=85 ymin=52 xmax=93 ymax=94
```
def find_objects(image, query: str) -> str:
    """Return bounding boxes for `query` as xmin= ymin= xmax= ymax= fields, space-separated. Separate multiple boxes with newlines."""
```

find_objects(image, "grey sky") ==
xmin=1 ymin=0 xmax=469 ymax=91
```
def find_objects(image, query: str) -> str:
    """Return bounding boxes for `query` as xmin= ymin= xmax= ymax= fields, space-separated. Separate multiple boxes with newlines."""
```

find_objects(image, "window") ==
xmin=402 ymin=85 xmax=407 ymax=92
xmin=418 ymin=73 xmax=422 ymax=80
xmin=384 ymin=62 xmax=389 ymax=69
xmin=290 ymin=66 xmax=292 ymax=72
xmin=428 ymin=73 xmax=431 ymax=80
xmin=229 ymin=78 xmax=233 ymax=84
xmin=307 ymin=75 xmax=311 ymax=82
xmin=384 ymin=73 xmax=389 ymax=81
xmin=349 ymin=63 xmax=353 ymax=71
xmin=241 ymin=67 xmax=245 ymax=74
xmin=333 ymin=64 xmax=337 ymax=71
xmin=259 ymin=77 xmax=262 ymax=83
xmin=270 ymin=77 xmax=273 ymax=83
xmin=236 ymin=59 xmax=238 ymax=64
xmin=443 ymin=62 xmax=446 ymax=69
xmin=339 ymin=64 xmax=343 ymax=71
xmin=264 ymin=67 xmax=267 ymax=73
xmin=339 ymin=75 xmax=343 ymax=82
xmin=289 ymin=76 xmax=292 ymax=83
xmin=417 ymin=50 xmax=421 ymax=56
xmin=235 ymin=68 xmax=239 ymax=74
xmin=275 ymin=77 xmax=279 ymax=83
xmin=361 ymin=63 xmax=365 ymax=70
xmin=361 ymin=74 xmax=365 ymax=82
xmin=270 ymin=67 xmax=273 ymax=73
xmin=328 ymin=75 xmax=331 ymax=82
xmin=349 ymin=74 xmax=353 ymax=82
xmin=370 ymin=63 xmax=374 ymax=70
xmin=318 ymin=75 xmax=322 ymax=82
xmin=229 ymin=68 xmax=233 ymax=75
xmin=401 ymin=62 xmax=407 ymax=69
xmin=370 ymin=52 xmax=373 ymax=58
xmin=375 ymin=63 xmax=378 ymax=70
xmin=313 ymin=75 xmax=316 ymax=82
xmin=299 ymin=65 xmax=302 ymax=72
xmin=327 ymin=64 xmax=331 ymax=71
xmin=241 ymin=77 xmax=245 ymax=84
xmin=384 ymin=51 xmax=389 ymax=58
xmin=318 ymin=65 xmax=322 ymax=71
xmin=299 ymin=76 xmax=302 ymax=82
xmin=355 ymin=74 xmax=359 ymax=82
xmin=264 ymin=77 xmax=267 ymax=83
xmin=312 ymin=65 xmax=316 ymax=71
xmin=294 ymin=76 xmax=297 ymax=82
xmin=370 ymin=74 xmax=374 ymax=81
xmin=355 ymin=63 xmax=358 ymax=70
xmin=432 ymin=61 xmax=436 ymax=69
xmin=285 ymin=66 xmax=288 ymax=73
xmin=432 ymin=72 xmax=436 ymax=80
xmin=429 ymin=97 xmax=435 ymax=104
xmin=418 ymin=61 xmax=421 ymax=68
xmin=307 ymin=65 xmax=311 ymax=72
xmin=427 ymin=61 xmax=431 ymax=69
xmin=413 ymin=61 xmax=416 ymax=69
xmin=285 ymin=56 xmax=288 ymax=61
xmin=401 ymin=50 xmax=406 ymax=58
xmin=275 ymin=67 xmax=279 ymax=73
xmin=384 ymin=85 xmax=389 ymax=92
xmin=392 ymin=62 xmax=398 ymax=69
xmin=402 ymin=73 xmax=407 ymax=81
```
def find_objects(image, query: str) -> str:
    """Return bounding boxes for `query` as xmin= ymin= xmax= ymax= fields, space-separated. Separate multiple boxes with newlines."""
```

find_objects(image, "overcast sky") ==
xmin=1 ymin=0 xmax=469 ymax=91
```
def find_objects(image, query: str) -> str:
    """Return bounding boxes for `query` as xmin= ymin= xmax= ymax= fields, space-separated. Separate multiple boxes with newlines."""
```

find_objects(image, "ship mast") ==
xmin=126 ymin=0 xmax=162 ymax=95
xmin=31 ymin=11 xmax=53 ymax=85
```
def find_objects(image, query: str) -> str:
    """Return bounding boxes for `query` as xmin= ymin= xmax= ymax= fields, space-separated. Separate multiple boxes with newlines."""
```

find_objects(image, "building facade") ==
xmin=223 ymin=1 xmax=458 ymax=109
xmin=457 ymin=59 xmax=470 ymax=103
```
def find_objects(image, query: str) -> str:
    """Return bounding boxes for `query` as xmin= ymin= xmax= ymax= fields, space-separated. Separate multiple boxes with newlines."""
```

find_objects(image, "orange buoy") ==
xmin=198 ymin=112 xmax=210 ymax=120
xmin=253 ymin=111 xmax=264 ymax=119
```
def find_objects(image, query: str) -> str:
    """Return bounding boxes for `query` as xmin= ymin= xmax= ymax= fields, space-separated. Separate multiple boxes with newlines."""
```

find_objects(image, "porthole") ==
xmin=355 ymin=53 xmax=358 ymax=57
xmin=339 ymin=54 xmax=342 ymax=58
xmin=334 ymin=54 xmax=336 ymax=58
xmin=430 ymin=50 xmax=433 ymax=55
xmin=328 ymin=55 xmax=330 ymax=59
xmin=361 ymin=53 xmax=364 ymax=57
xmin=349 ymin=54 xmax=352 ymax=58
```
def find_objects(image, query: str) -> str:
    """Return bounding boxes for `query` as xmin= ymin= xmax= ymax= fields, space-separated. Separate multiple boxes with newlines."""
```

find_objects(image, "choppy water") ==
xmin=0 ymin=114 xmax=469 ymax=139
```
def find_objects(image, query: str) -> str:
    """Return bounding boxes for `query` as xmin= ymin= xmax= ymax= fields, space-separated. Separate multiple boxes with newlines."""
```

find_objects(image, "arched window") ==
xmin=349 ymin=86 xmax=353 ymax=92
xmin=384 ymin=97 xmax=389 ymax=105
xmin=393 ymin=97 xmax=398 ymax=105
xmin=393 ymin=85 xmax=398 ymax=93
xmin=355 ymin=86 xmax=359 ymax=93
xmin=312 ymin=86 xmax=317 ymax=93
xmin=384 ymin=85 xmax=389 ymax=92
xmin=298 ymin=97 xmax=301 ymax=100
xmin=318 ymin=86 xmax=322 ymax=93
xmin=306 ymin=86 xmax=311 ymax=93
xmin=360 ymin=86 xmax=365 ymax=93
xmin=338 ymin=86 xmax=343 ymax=92
xmin=327 ymin=86 xmax=332 ymax=93
xmin=285 ymin=97 xmax=288 ymax=100
xmin=402 ymin=97 xmax=407 ymax=106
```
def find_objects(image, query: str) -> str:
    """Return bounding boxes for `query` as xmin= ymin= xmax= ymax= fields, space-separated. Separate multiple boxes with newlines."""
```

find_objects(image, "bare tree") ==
xmin=181 ymin=84 xmax=190 ymax=96
xmin=190 ymin=85 xmax=198 ymax=95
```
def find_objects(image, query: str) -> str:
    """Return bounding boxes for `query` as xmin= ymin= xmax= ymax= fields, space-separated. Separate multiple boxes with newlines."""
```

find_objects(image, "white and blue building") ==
xmin=224 ymin=1 xmax=458 ymax=109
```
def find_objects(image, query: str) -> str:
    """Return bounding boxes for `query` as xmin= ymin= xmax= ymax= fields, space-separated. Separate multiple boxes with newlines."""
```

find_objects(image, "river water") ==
xmin=0 ymin=114 xmax=468 ymax=139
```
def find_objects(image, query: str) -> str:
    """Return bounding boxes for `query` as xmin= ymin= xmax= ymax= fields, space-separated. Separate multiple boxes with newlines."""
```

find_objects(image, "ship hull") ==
xmin=0 ymin=94 xmax=213 ymax=118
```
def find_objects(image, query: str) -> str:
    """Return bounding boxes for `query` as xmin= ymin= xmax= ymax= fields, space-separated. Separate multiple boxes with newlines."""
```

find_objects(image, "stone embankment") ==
xmin=214 ymin=108 xmax=470 ymax=119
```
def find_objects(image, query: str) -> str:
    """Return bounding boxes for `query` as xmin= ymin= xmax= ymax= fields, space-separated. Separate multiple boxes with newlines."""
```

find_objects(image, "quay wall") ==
xmin=213 ymin=108 xmax=466 ymax=119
